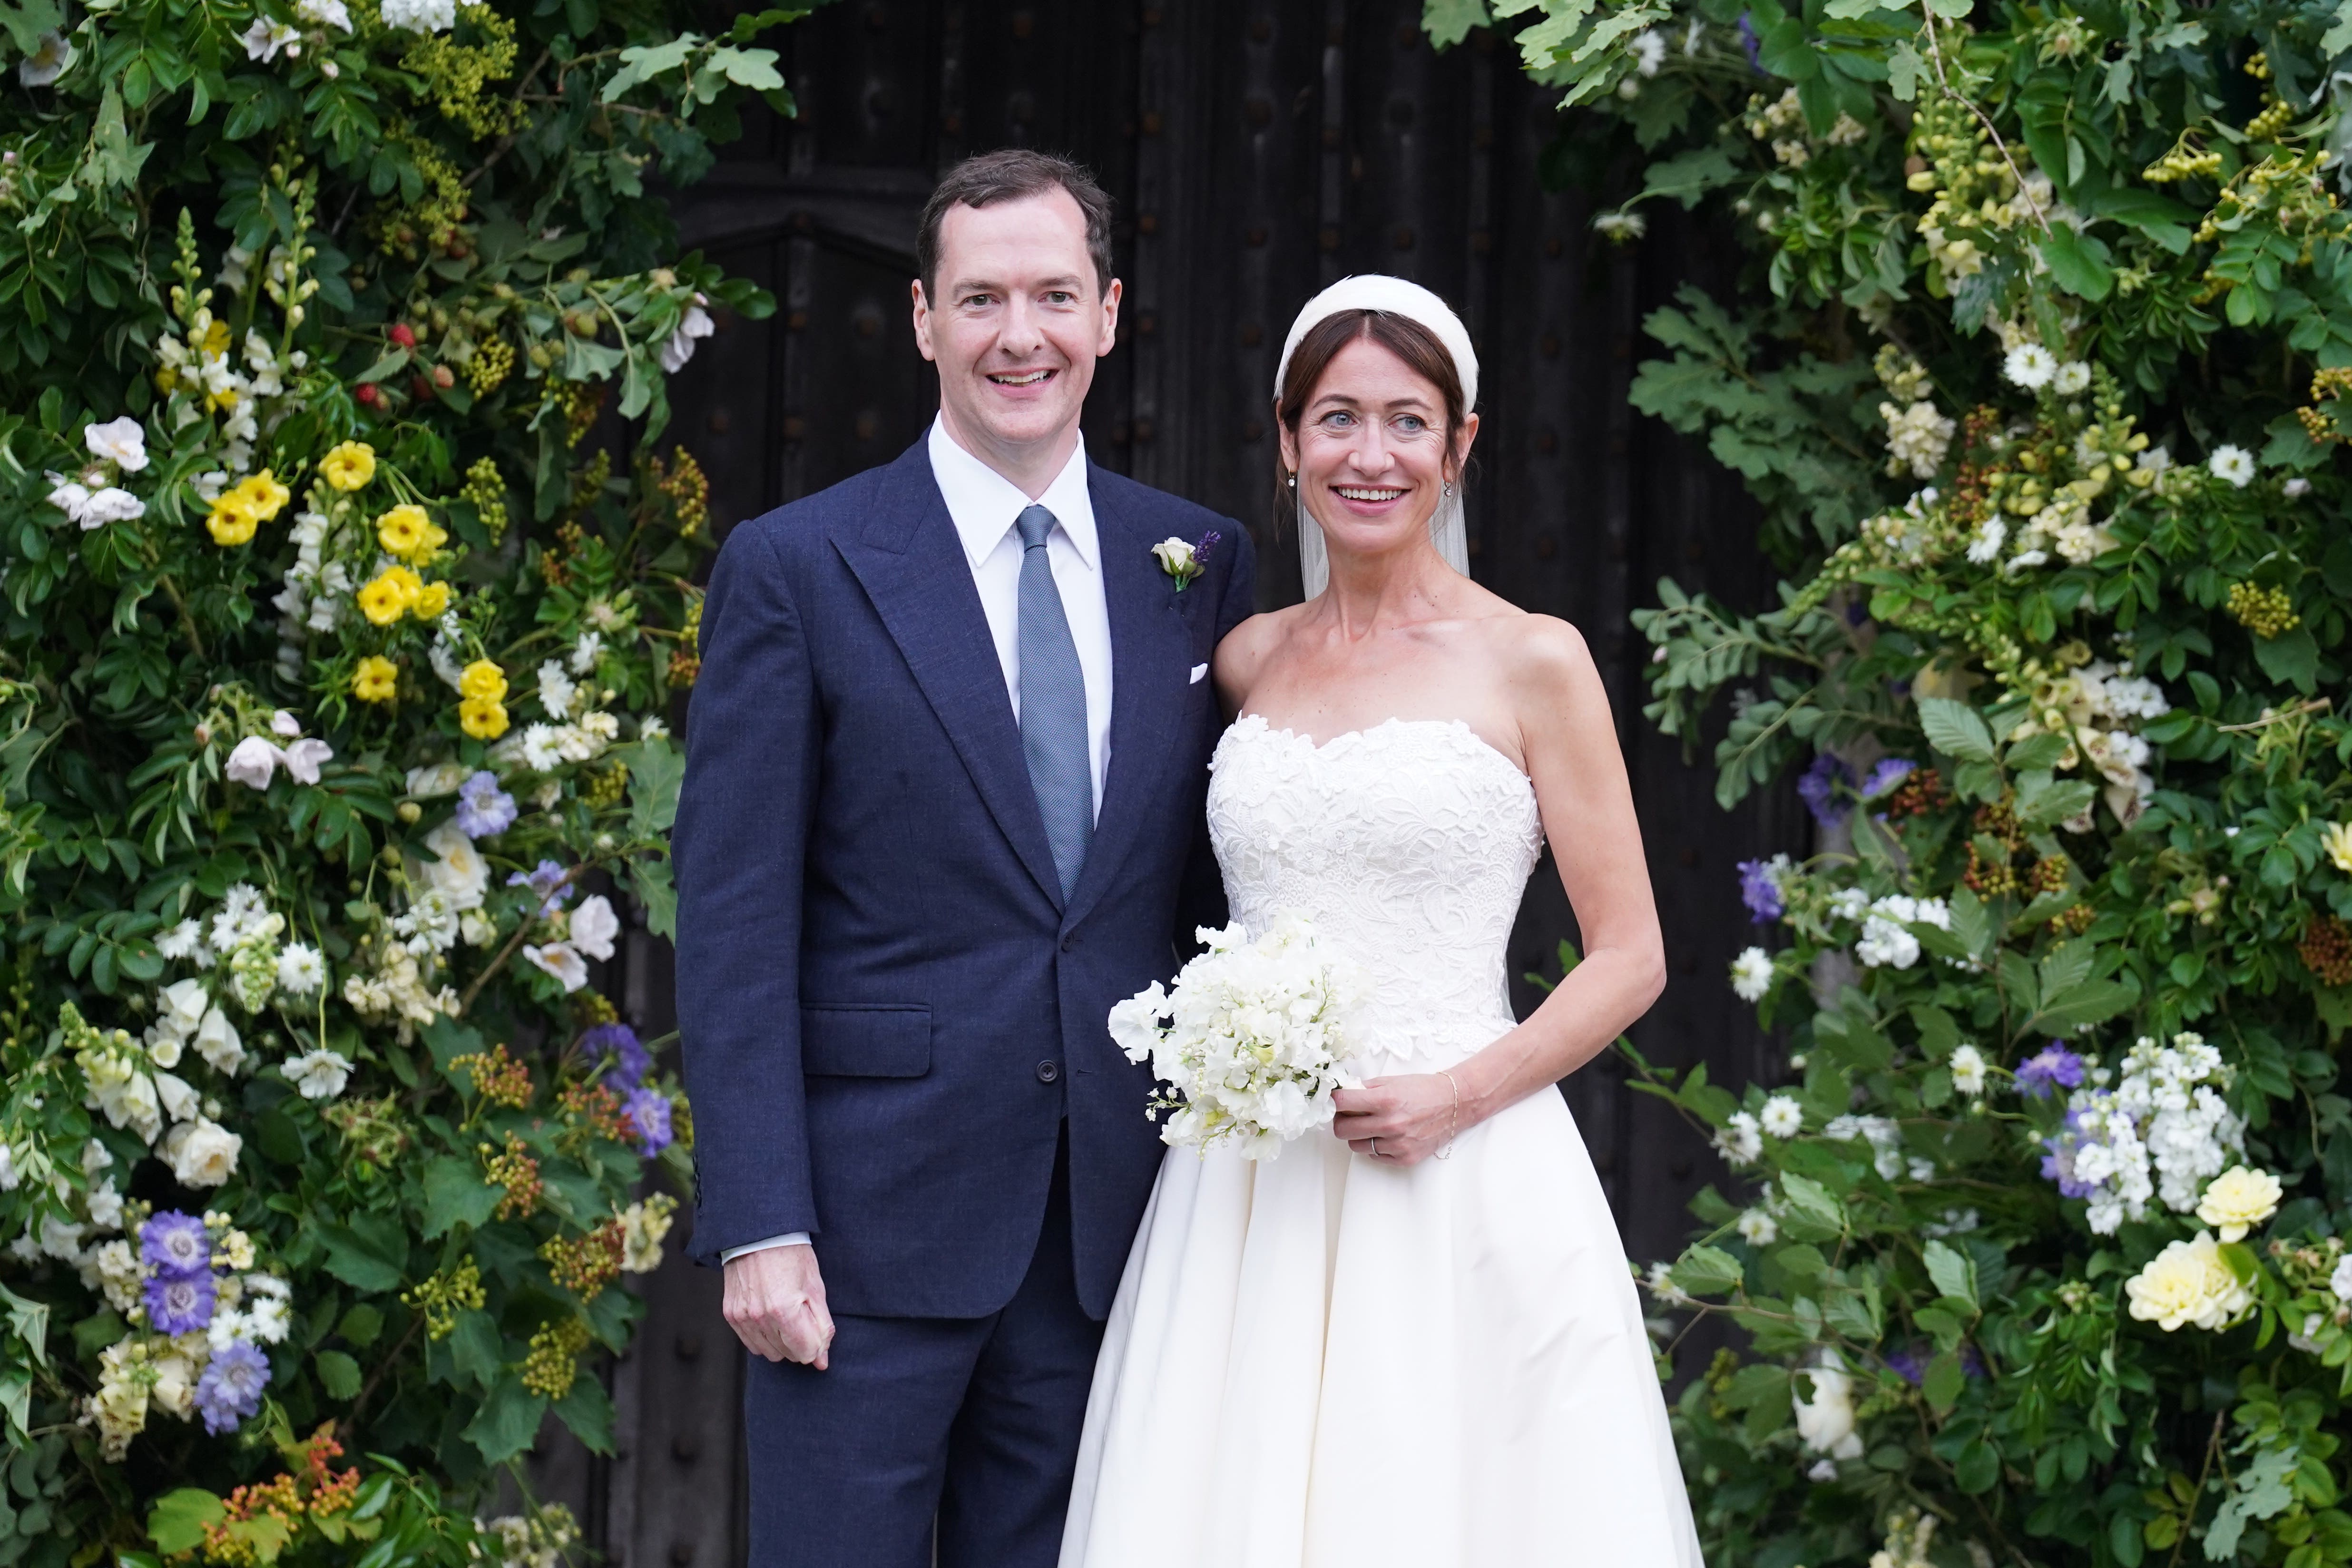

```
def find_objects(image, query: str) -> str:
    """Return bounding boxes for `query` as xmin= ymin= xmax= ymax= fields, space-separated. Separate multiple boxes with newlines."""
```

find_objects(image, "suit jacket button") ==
xmin=1060 ymin=934 xmax=1076 ymax=951
xmin=1036 ymin=1060 xmax=1060 ymax=1084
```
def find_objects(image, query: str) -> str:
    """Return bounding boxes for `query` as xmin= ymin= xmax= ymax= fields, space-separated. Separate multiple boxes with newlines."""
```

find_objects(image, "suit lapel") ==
xmin=1063 ymin=469 xmax=1191 ymax=931
xmin=833 ymin=443 xmax=1066 ymax=909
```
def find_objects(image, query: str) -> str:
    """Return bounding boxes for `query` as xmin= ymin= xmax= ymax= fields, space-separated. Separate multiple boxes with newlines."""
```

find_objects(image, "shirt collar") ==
xmin=928 ymin=416 xmax=1098 ymax=572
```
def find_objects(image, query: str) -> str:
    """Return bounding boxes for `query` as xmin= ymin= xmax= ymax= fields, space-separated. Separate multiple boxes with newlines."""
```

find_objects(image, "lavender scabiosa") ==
xmin=582 ymin=1022 xmax=649 ymax=1088
xmin=508 ymin=859 xmax=573 ymax=913
xmin=194 ymin=1340 xmax=271 ymax=1434
xmin=139 ymin=1210 xmax=212 ymax=1279
xmin=144 ymin=1269 xmax=216 ymax=1334
xmin=1796 ymin=754 xmax=1856 ymax=829
xmin=454 ymin=770 xmax=518 ymax=838
xmin=1737 ymin=855 xmax=1789 ymax=921
xmin=2016 ymin=1042 xmax=2087 ymax=1100
xmin=620 ymin=1086 xmax=673 ymax=1155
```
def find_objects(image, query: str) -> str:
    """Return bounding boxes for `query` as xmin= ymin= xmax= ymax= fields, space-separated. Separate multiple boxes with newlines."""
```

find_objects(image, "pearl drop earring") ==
xmin=1287 ymin=473 xmax=1297 ymax=489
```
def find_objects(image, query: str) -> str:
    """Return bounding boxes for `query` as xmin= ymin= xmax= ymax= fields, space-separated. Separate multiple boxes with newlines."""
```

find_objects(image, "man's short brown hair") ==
xmin=917 ymin=150 xmax=1116 ymax=305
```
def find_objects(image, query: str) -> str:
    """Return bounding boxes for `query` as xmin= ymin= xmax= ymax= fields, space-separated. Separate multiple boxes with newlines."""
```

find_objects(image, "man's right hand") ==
xmin=723 ymin=1245 xmax=836 ymax=1369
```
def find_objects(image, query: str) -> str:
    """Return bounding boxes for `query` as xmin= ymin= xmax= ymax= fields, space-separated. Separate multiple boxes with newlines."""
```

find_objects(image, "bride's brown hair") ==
xmin=1270 ymin=309 xmax=1470 ymax=536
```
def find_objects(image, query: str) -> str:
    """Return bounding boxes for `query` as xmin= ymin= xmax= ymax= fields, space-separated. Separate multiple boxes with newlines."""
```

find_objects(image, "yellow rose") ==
xmin=2125 ymin=1231 xmax=2250 ymax=1332
xmin=459 ymin=659 xmax=508 ymax=702
xmin=2194 ymin=1166 xmax=2283 ymax=1243
xmin=413 ymin=581 xmax=451 ymax=619
xmin=376 ymin=504 xmax=432 ymax=560
xmin=357 ymin=566 xmax=423 ymax=626
xmin=459 ymin=696 xmax=510 ymax=740
xmin=234 ymin=470 xmax=291 ymax=523
xmin=322 ymin=442 xmax=377 ymax=492
xmin=206 ymin=497 xmax=258 ymax=547
xmin=351 ymin=655 xmax=400 ymax=705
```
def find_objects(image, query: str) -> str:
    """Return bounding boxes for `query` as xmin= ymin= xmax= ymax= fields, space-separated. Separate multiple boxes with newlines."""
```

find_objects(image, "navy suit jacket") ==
xmin=672 ymin=438 xmax=1255 ymax=1320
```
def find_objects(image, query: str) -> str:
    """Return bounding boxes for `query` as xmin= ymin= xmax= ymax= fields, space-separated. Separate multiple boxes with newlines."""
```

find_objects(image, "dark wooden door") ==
xmin=575 ymin=5 xmax=1809 ymax=1562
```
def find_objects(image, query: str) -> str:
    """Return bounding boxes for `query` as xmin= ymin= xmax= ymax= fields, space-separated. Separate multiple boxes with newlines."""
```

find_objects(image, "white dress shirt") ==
xmin=722 ymin=417 xmax=1116 ymax=1266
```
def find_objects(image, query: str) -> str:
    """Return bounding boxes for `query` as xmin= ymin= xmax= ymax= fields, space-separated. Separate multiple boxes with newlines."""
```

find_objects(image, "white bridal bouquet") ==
xmin=1107 ymin=912 xmax=1366 ymax=1158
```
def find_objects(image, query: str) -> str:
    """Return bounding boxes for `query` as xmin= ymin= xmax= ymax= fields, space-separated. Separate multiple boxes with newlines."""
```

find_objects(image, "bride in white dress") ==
xmin=1059 ymin=276 xmax=1703 ymax=1568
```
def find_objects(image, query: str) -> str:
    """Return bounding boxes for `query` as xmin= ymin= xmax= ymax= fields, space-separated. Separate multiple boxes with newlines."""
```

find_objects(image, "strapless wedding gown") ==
xmin=1060 ymin=715 xmax=1702 ymax=1568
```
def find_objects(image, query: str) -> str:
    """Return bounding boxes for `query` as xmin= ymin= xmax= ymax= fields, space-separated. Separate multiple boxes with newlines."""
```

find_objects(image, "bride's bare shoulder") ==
xmin=1213 ymin=603 xmax=1304 ymax=696
xmin=1493 ymin=613 xmax=1604 ymax=704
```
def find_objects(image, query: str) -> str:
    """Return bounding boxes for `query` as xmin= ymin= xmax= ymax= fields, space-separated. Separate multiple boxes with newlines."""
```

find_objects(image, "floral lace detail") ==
xmin=1208 ymin=714 xmax=1546 ymax=1071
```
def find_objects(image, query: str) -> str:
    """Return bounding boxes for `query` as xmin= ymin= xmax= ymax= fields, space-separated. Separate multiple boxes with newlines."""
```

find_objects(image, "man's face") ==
xmin=913 ymin=189 xmax=1120 ymax=459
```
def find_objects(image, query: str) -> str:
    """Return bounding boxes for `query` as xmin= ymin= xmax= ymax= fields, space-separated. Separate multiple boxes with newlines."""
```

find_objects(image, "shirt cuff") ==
xmin=720 ymin=1233 xmax=811 ymax=1264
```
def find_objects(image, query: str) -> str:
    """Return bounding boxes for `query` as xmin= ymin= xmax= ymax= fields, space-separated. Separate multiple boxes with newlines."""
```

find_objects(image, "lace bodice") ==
xmin=1206 ymin=714 xmax=1546 ymax=1070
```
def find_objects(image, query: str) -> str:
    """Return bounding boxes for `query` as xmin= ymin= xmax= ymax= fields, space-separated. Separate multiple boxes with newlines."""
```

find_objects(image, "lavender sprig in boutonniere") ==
xmin=1153 ymin=531 xmax=1219 ymax=593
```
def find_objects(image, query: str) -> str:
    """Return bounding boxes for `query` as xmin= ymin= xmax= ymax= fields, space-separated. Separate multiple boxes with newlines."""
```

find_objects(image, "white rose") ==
xmin=1794 ymin=1355 xmax=1864 ymax=1459
xmin=85 ymin=416 xmax=149 ymax=472
xmin=416 ymin=820 xmax=489 ymax=911
xmin=224 ymin=735 xmax=282 ymax=791
xmin=161 ymin=1117 xmax=242 ymax=1187
xmin=2194 ymin=1166 xmax=2282 ymax=1243
xmin=280 ymin=737 xmax=333 ymax=785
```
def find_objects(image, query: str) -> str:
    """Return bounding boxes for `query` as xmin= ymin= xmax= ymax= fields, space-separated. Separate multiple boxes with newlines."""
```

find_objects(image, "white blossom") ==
xmin=1730 ymin=946 xmax=1774 ymax=1002
xmin=1760 ymin=1094 xmax=1803 ymax=1138
xmin=378 ymin=0 xmax=455 ymax=30
xmin=658 ymin=305 xmax=715 ymax=373
xmin=1950 ymin=1043 xmax=1986 ymax=1096
xmin=160 ymin=1117 xmax=241 ymax=1187
xmin=84 ymin=417 xmax=149 ymax=471
xmin=1736 ymin=1208 xmax=1779 ymax=1245
xmin=276 ymin=943 xmax=326 ymax=996
xmin=524 ymin=942 xmax=590 ymax=992
xmin=569 ymin=894 xmax=620 ymax=962
xmin=2003 ymin=344 xmax=2059 ymax=389
xmin=1794 ymin=1354 xmax=1864 ymax=1459
xmin=2053 ymin=360 xmax=2092 ymax=395
xmin=2208 ymin=444 xmax=2255 ymax=488
xmin=224 ymin=735 xmax=282 ymax=791
xmin=282 ymin=1048 xmax=353 ymax=1100
xmin=1715 ymin=1110 xmax=1763 ymax=1167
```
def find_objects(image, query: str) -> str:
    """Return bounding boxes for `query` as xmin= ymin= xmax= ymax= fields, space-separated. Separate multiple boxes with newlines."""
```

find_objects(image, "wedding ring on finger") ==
xmin=1368 ymin=1137 xmax=1379 ymax=1159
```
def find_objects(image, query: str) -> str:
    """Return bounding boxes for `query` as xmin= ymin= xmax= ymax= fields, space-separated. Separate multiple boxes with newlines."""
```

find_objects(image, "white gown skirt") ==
xmin=1059 ymin=1078 xmax=1704 ymax=1567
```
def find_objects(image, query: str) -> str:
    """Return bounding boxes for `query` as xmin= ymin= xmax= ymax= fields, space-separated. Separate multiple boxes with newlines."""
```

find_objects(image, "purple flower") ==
xmin=621 ymin=1086 xmax=673 ymax=1156
xmin=581 ymin=1022 xmax=649 ymax=1089
xmin=454 ymin=771 xmax=518 ymax=839
xmin=145 ymin=1270 xmax=216 ymax=1335
xmin=1194 ymin=530 xmax=1221 ymax=565
xmin=1736 ymin=11 xmax=1764 ymax=71
xmin=1737 ymin=858 xmax=1785 ymax=922
xmin=2040 ymin=1107 xmax=2099 ymax=1199
xmin=1861 ymin=758 xmax=1916 ymax=800
xmin=1796 ymin=754 xmax=1856 ymax=830
xmin=1883 ymin=1347 xmax=1924 ymax=1385
xmin=2016 ymin=1043 xmax=2087 ymax=1100
xmin=194 ymin=1341 xmax=271 ymax=1434
xmin=508 ymin=859 xmax=573 ymax=914
xmin=139 ymin=1210 xmax=212 ymax=1280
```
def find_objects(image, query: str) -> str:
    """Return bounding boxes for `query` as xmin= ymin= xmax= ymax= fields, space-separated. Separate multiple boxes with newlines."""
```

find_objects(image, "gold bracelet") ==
xmin=1438 ymin=1068 xmax=1461 ymax=1160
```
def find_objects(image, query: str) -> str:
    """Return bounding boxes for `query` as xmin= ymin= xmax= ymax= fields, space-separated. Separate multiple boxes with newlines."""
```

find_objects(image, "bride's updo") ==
xmin=1271 ymin=308 xmax=1470 ymax=528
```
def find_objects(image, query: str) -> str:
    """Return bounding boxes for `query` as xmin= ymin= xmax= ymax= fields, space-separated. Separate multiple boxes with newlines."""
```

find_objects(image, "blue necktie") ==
xmin=1015 ymin=504 xmax=1092 ymax=899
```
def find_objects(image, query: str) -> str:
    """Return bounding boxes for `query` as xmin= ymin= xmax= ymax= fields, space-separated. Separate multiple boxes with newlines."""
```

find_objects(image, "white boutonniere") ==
xmin=1153 ymin=530 xmax=1220 ymax=593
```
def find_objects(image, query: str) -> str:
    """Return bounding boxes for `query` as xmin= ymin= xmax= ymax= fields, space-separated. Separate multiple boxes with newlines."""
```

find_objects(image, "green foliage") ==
xmin=0 ymin=0 xmax=800 ymax=1552
xmin=1447 ymin=0 xmax=2352 ymax=1559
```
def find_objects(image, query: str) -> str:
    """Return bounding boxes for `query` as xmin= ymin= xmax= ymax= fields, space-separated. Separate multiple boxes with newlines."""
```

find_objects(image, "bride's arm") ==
xmin=1332 ymin=617 xmax=1664 ymax=1163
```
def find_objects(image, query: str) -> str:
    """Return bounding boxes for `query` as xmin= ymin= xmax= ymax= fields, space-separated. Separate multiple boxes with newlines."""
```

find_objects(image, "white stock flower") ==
xmin=2002 ymin=344 xmax=2058 ymax=389
xmin=1966 ymin=517 xmax=2007 ymax=564
xmin=283 ymin=1048 xmax=353 ymax=1100
xmin=1730 ymin=946 xmax=1774 ymax=1002
xmin=1760 ymin=1094 xmax=1803 ymax=1138
xmin=2207 ymin=445 xmax=2255 ymax=488
xmin=84 ymin=417 xmax=149 ymax=471
xmin=1856 ymin=894 xmax=1948 ymax=969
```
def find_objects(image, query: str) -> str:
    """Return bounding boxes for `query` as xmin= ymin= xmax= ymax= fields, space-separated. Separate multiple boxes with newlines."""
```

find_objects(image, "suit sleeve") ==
xmin=672 ymin=520 xmax=821 ymax=1264
xmin=1174 ymin=516 xmax=1258 ymax=948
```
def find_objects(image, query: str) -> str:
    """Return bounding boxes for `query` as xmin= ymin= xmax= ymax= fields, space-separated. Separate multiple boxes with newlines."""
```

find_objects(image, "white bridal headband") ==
xmin=1274 ymin=274 xmax=1480 ymax=598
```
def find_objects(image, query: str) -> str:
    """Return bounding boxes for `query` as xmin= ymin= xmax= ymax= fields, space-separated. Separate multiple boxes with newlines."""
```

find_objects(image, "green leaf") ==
xmin=448 ymin=1308 xmax=502 ymax=1390
xmin=1924 ymin=1238 xmax=1979 ymax=1310
xmin=2038 ymin=226 xmax=2114 ymax=303
xmin=421 ymin=1156 xmax=502 ymax=1240
xmin=1917 ymin=697 xmax=1996 ymax=762
xmin=1778 ymin=1173 xmax=1846 ymax=1242
xmin=2254 ymin=625 xmax=2320 ymax=693
xmin=146 ymin=1490 xmax=225 ymax=1556
xmin=554 ymin=1373 xmax=616 ymax=1453
xmin=1923 ymin=1350 xmax=1966 ymax=1411
xmin=317 ymin=1212 xmax=409 ymax=1293
xmin=461 ymin=1377 xmax=548 ymax=1465
xmin=315 ymin=1349 xmax=363 ymax=1400
xmin=1671 ymin=1243 xmax=1746 ymax=1297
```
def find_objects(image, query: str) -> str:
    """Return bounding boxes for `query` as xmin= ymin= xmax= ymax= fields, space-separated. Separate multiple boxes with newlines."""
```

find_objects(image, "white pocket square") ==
xmin=1189 ymin=663 xmax=1209 ymax=685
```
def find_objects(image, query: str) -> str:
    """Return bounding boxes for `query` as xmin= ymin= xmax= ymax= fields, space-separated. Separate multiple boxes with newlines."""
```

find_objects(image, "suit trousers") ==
xmin=743 ymin=1127 xmax=1104 ymax=1568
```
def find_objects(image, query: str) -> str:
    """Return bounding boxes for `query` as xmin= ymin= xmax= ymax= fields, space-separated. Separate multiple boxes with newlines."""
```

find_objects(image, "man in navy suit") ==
xmin=672 ymin=149 xmax=1254 ymax=1568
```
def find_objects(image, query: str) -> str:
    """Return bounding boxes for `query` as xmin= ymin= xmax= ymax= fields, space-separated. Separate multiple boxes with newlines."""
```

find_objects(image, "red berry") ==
xmin=412 ymin=374 xmax=436 ymax=401
xmin=432 ymin=364 xmax=455 ymax=389
xmin=390 ymin=322 xmax=417 ymax=349
xmin=355 ymin=383 xmax=382 ymax=408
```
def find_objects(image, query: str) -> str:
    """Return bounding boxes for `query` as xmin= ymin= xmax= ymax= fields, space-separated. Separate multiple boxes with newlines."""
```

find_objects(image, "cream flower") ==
xmin=569 ymin=894 xmax=620 ymax=962
xmin=524 ymin=942 xmax=589 ymax=992
xmin=160 ymin=1117 xmax=242 ymax=1187
xmin=1736 ymin=1208 xmax=1779 ymax=1245
xmin=84 ymin=417 xmax=150 ymax=472
xmin=1759 ymin=1094 xmax=1803 ymax=1138
xmin=2125 ymin=1231 xmax=2250 ymax=1331
xmin=1949 ymin=1043 xmax=1987 ymax=1097
xmin=1794 ymin=1354 xmax=1864 ymax=1459
xmin=1730 ymin=946 xmax=1774 ymax=1002
xmin=2193 ymin=1166 xmax=2282 ymax=1243
xmin=2323 ymin=821 xmax=2352 ymax=874
xmin=283 ymin=1048 xmax=353 ymax=1100
xmin=2208 ymin=445 xmax=2256 ymax=488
